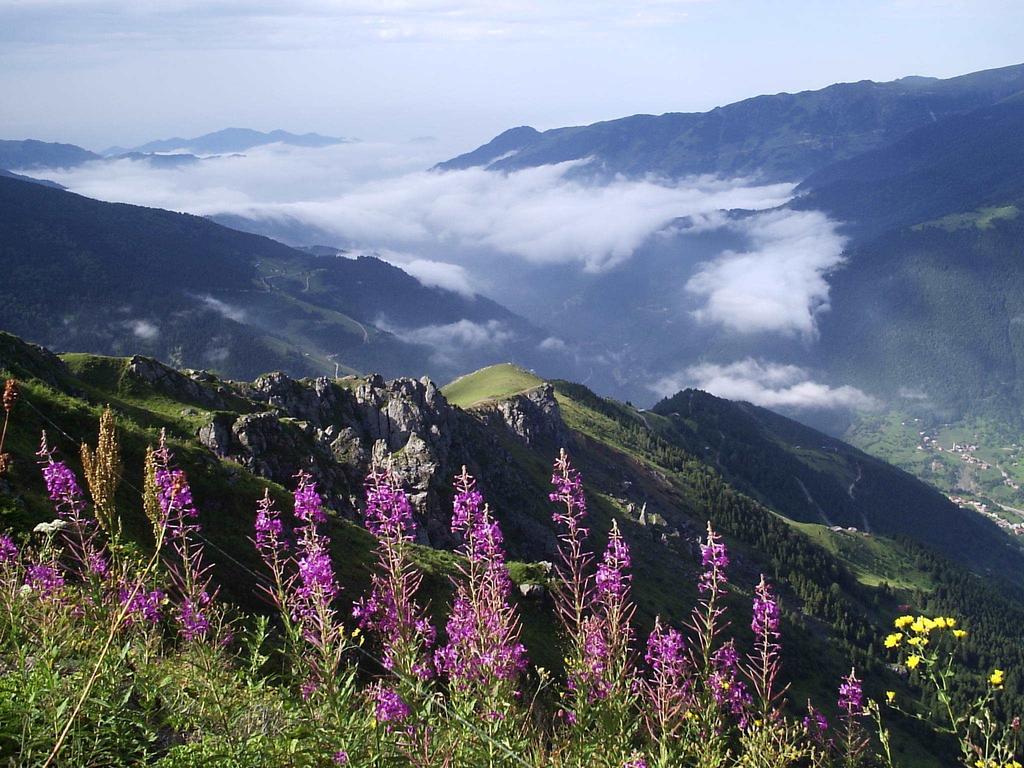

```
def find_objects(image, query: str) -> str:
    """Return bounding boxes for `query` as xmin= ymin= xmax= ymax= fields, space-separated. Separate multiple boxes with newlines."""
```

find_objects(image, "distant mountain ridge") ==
xmin=104 ymin=127 xmax=352 ymax=156
xmin=439 ymin=63 xmax=1024 ymax=182
xmin=0 ymin=138 xmax=101 ymax=170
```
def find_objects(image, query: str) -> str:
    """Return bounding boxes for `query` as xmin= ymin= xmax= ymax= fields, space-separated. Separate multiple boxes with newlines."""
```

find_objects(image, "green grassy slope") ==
xmin=3 ymin=339 xmax=1023 ymax=763
xmin=442 ymin=364 xmax=545 ymax=408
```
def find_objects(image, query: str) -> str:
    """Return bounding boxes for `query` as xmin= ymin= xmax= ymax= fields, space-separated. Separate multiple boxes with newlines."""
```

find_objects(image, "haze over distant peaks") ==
xmin=103 ymin=127 xmax=353 ymax=156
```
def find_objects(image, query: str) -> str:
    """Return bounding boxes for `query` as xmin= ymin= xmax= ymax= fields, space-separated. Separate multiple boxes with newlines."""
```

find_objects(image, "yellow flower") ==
xmin=990 ymin=668 xmax=1005 ymax=687
xmin=885 ymin=690 xmax=896 ymax=704
xmin=945 ymin=617 xmax=957 ymax=628
xmin=911 ymin=616 xmax=936 ymax=634
xmin=953 ymin=629 xmax=967 ymax=639
xmin=894 ymin=615 xmax=914 ymax=629
xmin=907 ymin=635 xmax=928 ymax=647
xmin=884 ymin=633 xmax=903 ymax=648
xmin=907 ymin=655 xmax=922 ymax=670
xmin=933 ymin=617 xmax=948 ymax=629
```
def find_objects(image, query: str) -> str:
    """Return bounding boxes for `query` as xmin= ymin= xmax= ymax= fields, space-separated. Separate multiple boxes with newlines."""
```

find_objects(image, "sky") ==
xmin=1 ymin=0 xmax=1022 ymax=151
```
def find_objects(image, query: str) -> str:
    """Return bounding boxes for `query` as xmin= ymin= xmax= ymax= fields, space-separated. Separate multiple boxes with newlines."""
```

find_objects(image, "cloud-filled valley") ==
xmin=25 ymin=142 xmax=871 ymax=411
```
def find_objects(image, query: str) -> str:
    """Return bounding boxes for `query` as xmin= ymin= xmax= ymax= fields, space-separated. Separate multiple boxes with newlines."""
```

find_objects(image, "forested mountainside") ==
xmin=0 ymin=174 xmax=552 ymax=385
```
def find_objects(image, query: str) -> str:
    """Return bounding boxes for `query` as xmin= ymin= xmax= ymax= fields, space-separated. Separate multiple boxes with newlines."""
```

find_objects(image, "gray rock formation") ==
xmin=478 ymin=384 xmax=570 ymax=448
xmin=195 ymin=371 xmax=552 ymax=548
xmin=126 ymin=356 xmax=229 ymax=410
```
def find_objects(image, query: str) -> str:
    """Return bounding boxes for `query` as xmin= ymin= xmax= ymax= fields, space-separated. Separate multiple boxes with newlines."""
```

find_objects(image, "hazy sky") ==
xmin=2 ymin=0 xmax=1021 ymax=152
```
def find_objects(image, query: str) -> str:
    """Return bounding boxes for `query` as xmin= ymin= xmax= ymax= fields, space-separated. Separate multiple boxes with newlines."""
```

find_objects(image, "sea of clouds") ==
xmin=29 ymin=141 xmax=869 ymax=410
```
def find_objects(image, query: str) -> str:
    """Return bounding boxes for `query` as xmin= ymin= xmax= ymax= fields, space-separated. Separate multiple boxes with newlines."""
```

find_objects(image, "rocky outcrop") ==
xmin=479 ymin=384 xmax=570 ymax=448
xmin=126 ymin=356 xmax=229 ymax=410
xmin=197 ymin=371 xmax=525 ymax=545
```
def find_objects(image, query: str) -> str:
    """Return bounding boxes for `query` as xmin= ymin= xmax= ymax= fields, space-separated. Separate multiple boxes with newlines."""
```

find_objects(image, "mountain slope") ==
xmin=649 ymin=388 xmax=1023 ymax=577
xmin=795 ymin=97 xmax=1024 ymax=238
xmin=439 ymin=63 xmax=1024 ymax=181
xmin=0 ymin=174 xmax=546 ymax=382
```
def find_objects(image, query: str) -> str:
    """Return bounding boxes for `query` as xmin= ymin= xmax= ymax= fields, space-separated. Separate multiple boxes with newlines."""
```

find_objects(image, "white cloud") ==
xmin=366 ymin=249 xmax=478 ymax=296
xmin=651 ymin=358 xmax=878 ymax=411
xmin=33 ymin=147 xmax=794 ymax=273
xmin=194 ymin=293 xmax=247 ymax=322
xmin=685 ymin=209 xmax=847 ymax=337
xmin=390 ymin=318 xmax=513 ymax=350
xmin=277 ymin=163 xmax=790 ymax=272
xmin=539 ymin=336 xmax=567 ymax=351
xmin=129 ymin=319 xmax=159 ymax=339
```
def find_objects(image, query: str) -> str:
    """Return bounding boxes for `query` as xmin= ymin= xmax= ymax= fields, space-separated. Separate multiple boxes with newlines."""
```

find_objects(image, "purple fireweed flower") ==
xmin=290 ymin=473 xmax=340 ymax=629
xmin=154 ymin=469 xmax=198 ymax=537
xmin=838 ymin=669 xmax=864 ymax=716
xmin=436 ymin=469 xmax=527 ymax=692
xmin=120 ymin=585 xmax=164 ymax=625
xmin=745 ymin=574 xmax=783 ymax=713
xmin=549 ymin=449 xmax=588 ymax=532
xmin=565 ymin=613 xmax=613 ymax=702
xmin=646 ymin=619 xmax=688 ymax=687
xmin=294 ymin=473 xmax=327 ymax=525
xmin=710 ymin=642 xmax=751 ymax=719
xmin=0 ymin=534 xmax=18 ymax=565
xmin=374 ymin=686 xmax=411 ymax=723
xmin=179 ymin=597 xmax=210 ymax=641
xmin=357 ymin=469 xmax=435 ymax=682
xmin=644 ymin=617 xmax=693 ymax=738
xmin=549 ymin=450 xmax=594 ymax=652
xmin=41 ymin=459 xmax=84 ymax=508
xmin=595 ymin=520 xmax=631 ymax=604
xmin=804 ymin=704 xmax=830 ymax=742
xmin=37 ymin=434 xmax=108 ymax=582
xmin=296 ymin=551 xmax=336 ymax=600
xmin=363 ymin=468 xmax=416 ymax=541
xmin=300 ymin=676 xmax=320 ymax=701
xmin=25 ymin=562 xmax=64 ymax=596
xmin=87 ymin=550 xmax=109 ymax=578
xmin=451 ymin=478 xmax=484 ymax=533
xmin=751 ymin=577 xmax=780 ymax=640
xmin=699 ymin=522 xmax=729 ymax=596
xmin=252 ymin=489 xmax=296 ymax=623
xmin=152 ymin=433 xmax=215 ymax=642
xmin=254 ymin=491 xmax=286 ymax=553
xmin=253 ymin=477 xmax=346 ymax=696
xmin=623 ymin=759 xmax=648 ymax=768
xmin=332 ymin=750 xmax=349 ymax=765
